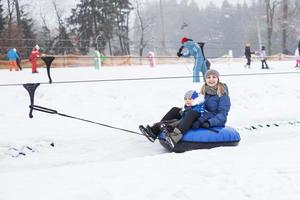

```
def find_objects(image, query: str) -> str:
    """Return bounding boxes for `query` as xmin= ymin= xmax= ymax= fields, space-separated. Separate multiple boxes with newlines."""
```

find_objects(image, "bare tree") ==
xmin=133 ymin=0 xmax=154 ymax=56
xmin=281 ymin=0 xmax=288 ymax=53
xmin=14 ymin=0 xmax=21 ymax=26
xmin=264 ymin=0 xmax=280 ymax=55
xmin=159 ymin=0 xmax=166 ymax=55
xmin=6 ymin=0 xmax=14 ymax=24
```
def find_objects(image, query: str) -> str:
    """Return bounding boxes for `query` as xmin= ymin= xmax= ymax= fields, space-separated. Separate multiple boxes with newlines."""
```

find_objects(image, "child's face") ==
xmin=184 ymin=98 xmax=193 ymax=106
xmin=206 ymin=75 xmax=219 ymax=87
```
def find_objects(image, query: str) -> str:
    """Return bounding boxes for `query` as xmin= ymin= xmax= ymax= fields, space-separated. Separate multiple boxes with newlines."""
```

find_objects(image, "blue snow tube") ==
xmin=158 ymin=126 xmax=241 ymax=153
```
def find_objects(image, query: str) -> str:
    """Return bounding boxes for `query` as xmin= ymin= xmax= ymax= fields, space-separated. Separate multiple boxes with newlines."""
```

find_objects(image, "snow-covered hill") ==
xmin=1 ymin=60 xmax=300 ymax=200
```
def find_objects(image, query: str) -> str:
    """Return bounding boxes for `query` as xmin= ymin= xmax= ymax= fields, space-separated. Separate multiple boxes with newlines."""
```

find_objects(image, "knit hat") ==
xmin=205 ymin=69 xmax=220 ymax=79
xmin=184 ymin=90 xmax=199 ymax=100
xmin=35 ymin=45 xmax=40 ymax=50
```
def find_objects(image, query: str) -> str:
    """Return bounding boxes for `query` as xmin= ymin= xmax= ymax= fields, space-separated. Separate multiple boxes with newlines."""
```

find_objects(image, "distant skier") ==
xmin=29 ymin=45 xmax=41 ymax=73
xmin=7 ymin=48 xmax=20 ymax=71
xmin=177 ymin=37 xmax=207 ymax=82
xmin=260 ymin=46 xmax=269 ymax=69
xmin=244 ymin=43 xmax=255 ymax=68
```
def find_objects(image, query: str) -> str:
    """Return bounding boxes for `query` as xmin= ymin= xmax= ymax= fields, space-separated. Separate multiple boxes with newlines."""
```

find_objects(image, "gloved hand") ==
xmin=200 ymin=122 xmax=210 ymax=128
xmin=177 ymin=52 xmax=182 ymax=57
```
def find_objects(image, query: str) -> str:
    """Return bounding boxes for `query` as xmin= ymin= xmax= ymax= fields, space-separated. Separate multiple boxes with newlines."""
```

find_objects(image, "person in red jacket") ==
xmin=29 ymin=45 xmax=41 ymax=73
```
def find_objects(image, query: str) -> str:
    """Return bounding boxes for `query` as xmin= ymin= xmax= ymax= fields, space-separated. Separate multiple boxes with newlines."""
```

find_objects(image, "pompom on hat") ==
xmin=181 ymin=37 xmax=188 ymax=44
xmin=205 ymin=69 xmax=220 ymax=79
xmin=184 ymin=90 xmax=199 ymax=100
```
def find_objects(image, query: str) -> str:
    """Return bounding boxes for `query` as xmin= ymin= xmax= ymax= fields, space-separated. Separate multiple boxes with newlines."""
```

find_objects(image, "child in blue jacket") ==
xmin=139 ymin=90 xmax=206 ymax=144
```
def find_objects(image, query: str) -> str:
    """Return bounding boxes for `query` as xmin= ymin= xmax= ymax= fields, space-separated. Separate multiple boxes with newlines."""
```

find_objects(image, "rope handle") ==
xmin=30 ymin=105 xmax=58 ymax=114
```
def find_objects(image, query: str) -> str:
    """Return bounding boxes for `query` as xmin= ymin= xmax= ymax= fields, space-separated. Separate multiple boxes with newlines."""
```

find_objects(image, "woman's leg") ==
xmin=176 ymin=110 xmax=200 ymax=134
xmin=148 ymin=107 xmax=182 ymax=137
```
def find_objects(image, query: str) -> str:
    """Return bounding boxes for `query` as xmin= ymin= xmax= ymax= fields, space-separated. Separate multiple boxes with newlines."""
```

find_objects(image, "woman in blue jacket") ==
xmin=193 ymin=69 xmax=231 ymax=128
xmin=177 ymin=37 xmax=207 ymax=82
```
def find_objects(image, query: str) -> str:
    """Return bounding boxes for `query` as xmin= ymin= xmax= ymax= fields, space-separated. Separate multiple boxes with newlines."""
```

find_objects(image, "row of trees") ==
xmin=133 ymin=0 xmax=300 ymax=57
xmin=0 ymin=0 xmax=132 ymax=58
xmin=0 ymin=0 xmax=299 ymax=58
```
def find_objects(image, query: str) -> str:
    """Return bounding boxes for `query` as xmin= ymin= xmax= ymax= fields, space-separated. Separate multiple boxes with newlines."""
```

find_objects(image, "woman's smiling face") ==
xmin=206 ymin=75 xmax=219 ymax=87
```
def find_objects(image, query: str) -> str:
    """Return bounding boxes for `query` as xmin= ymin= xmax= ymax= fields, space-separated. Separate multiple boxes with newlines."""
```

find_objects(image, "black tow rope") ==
xmin=30 ymin=105 xmax=143 ymax=136
xmin=23 ymin=83 xmax=142 ymax=136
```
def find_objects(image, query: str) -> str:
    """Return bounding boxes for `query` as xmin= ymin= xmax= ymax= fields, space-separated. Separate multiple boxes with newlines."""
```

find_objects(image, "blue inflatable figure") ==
xmin=177 ymin=37 xmax=208 ymax=82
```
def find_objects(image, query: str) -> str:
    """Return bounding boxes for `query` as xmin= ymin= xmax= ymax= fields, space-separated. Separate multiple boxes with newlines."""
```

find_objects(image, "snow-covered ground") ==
xmin=1 ymin=60 xmax=300 ymax=200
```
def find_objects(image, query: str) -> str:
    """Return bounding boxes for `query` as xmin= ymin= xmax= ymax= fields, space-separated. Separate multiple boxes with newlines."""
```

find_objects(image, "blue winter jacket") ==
xmin=181 ymin=41 xmax=206 ymax=73
xmin=202 ymin=85 xmax=231 ymax=127
xmin=182 ymin=103 xmax=205 ymax=117
xmin=7 ymin=49 xmax=19 ymax=61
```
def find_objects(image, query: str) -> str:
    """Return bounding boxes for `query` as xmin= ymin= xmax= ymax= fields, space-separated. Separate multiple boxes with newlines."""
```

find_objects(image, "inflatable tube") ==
xmin=158 ymin=126 xmax=240 ymax=153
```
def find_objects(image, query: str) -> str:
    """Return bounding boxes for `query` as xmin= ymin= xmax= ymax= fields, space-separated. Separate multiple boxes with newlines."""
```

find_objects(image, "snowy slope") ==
xmin=0 ymin=60 xmax=300 ymax=200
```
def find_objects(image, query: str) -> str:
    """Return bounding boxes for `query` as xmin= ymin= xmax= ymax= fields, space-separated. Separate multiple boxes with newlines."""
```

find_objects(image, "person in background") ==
xmin=15 ymin=48 xmax=22 ymax=70
xmin=244 ymin=43 xmax=255 ymax=68
xmin=147 ymin=51 xmax=156 ymax=67
xmin=7 ymin=48 xmax=20 ymax=71
xmin=139 ymin=90 xmax=207 ymax=148
xmin=295 ymin=45 xmax=300 ymax=68
xmin=29 ymin=45 xmax=41 ymax=73
xmin=260 ymin=46 xmax=269 ymax=69
xmin=177 ymin=37 xmax=208 ymax=82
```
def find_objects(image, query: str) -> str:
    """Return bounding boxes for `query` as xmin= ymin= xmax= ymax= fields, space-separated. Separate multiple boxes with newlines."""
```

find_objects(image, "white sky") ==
xmin=1 ymin=58 xmax=300 ymax=199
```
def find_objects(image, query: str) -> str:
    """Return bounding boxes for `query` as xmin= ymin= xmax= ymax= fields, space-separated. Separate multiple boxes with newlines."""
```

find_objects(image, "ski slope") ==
xmin=1 ymin=60 xmax=300 ymax=200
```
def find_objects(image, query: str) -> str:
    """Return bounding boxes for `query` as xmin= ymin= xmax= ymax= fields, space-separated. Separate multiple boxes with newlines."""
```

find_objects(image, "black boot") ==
xmin=160 ymin=123 xmax=182 ymax=149
xmin=139 ymin=125 xmax=157 ymax=142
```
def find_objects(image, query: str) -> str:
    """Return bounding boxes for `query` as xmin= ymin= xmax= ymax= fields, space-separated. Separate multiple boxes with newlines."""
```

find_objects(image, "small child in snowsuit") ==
xmin=29 ymin=45 xmax=41 ymax=73
xmin=7 ymin=48 xmax=20 ymax=71
xmin=139 ymin=90 xmax=209 ymax=147
xmin=260 ymin=46 xmax=269 ymax=69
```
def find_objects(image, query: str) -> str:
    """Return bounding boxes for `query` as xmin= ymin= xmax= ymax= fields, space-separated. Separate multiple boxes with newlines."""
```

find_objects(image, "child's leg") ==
xmin=31 ymin=60 xmax=37 ymax=72
xmin=147 ymin=107 xmax=182 ymax=136
xmin=247 ymin=57 xmax=251 ymax=65
xmin=176 ymin=110 xmax=200 ymax=134
xmin=161 ymin=107 xmax=182 ymax=121
xmin=13 ymin=61 xmax=18 ymax=71
xmin=8 ymin=61 xmax=13 ymax=71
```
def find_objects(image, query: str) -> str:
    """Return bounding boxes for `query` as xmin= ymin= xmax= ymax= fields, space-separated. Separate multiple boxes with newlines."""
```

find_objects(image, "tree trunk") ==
xmin=159 ymin=0 xmax=166 ymax=55
xmin=265 ymin=0 xmax=278 ymax=55
xmin=282 ymin=0 xmax=288 ymax=53
xmin=14 ymin=0 xmax=21 ymax=26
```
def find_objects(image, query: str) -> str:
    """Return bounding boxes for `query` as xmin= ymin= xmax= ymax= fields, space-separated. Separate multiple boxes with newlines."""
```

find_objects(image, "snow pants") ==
xmin=8 ymin=61 xmax=19 ymax=71
xmin=31 ymin=60 xmax=37 ymax=73
xmin=150 ymin=107 xmax=200 ymax=136
xmin=193 ymin=60 xmax=207 ymax=83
